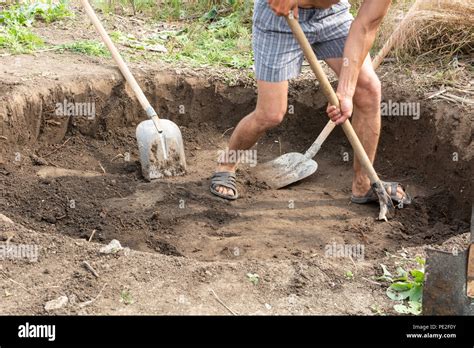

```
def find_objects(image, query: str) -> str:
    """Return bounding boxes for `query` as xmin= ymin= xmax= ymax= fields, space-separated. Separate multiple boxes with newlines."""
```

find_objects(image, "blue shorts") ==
xmin=253 ymin=0 xmax=353 ymax=82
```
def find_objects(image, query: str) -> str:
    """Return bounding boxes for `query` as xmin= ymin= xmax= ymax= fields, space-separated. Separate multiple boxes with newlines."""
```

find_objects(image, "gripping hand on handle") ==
xmin=267 ymin=0 xmax=299 ymax=18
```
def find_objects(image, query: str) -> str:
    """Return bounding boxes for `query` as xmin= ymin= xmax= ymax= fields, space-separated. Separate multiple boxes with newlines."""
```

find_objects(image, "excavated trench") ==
xmin=0 ymin=69 xmax=471 ymax=263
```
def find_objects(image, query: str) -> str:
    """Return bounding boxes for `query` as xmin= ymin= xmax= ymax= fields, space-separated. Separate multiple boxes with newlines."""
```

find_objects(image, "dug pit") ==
xmin=1 ymin=57 xmax=472 ymax=266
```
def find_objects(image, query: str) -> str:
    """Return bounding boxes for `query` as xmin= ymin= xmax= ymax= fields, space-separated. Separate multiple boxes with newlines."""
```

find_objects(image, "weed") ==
xmin=344 ymin=270 xmax=354 ymax=280
xmin=0 ymin=24 xmax=43 ymax=53
xmin=162 ymin=3 xmax=253 ymax=69
xmin=377 ymin=257 xmax=425 ymax=315
xmin=120 ymin=289 xmax=134 ymax=305
xmin=94 ymin=0 xmax=156 ymax=15
xmin=105 ymin=1 xmax=254 ymax=69
xmin=29 ymin=0 xmax=73 ymax=23
xmin=0 ymin=0 xmax=73 ymax=53
xmin=370 ymin=304 xmax=385 ymax=315
xmin=58 ymin=40 xmax=110 ymax=57
xmin=247 ymin=273 xmax=259 ymax=286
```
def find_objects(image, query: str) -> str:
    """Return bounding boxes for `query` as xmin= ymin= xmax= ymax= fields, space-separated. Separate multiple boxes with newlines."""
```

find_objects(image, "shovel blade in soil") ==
xmin=254 ymin=153 xmax=318 ymax=189
xmin=136 ymin=118 xmax=186 ymax=181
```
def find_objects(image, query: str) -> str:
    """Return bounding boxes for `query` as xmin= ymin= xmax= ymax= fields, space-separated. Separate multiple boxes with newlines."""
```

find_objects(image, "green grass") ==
xmin=161 ymin=1 xmax=253 ymax=69
xmin=0 ymin=0 xmax=73 ymax=54
xmin=93 ymin=0 xmax=248 ymax=19
xmin=104 ymin=1 xmax=254 ymax=69
xmin=93 ymin=0 xmax=156 ymax=15
xmin=58 ymin=40 xmax=111 ymax=57
xmin=28 ymin=0 xmax=73 ymax=23
xmin=0 ymin=23 xmax=44 ymax=53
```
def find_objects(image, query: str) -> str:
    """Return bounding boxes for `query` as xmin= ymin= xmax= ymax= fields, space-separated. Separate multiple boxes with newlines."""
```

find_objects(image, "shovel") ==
xmin=257 ymin=1 xmax=418 ymax=190
xmin=422 ymin=205 xmax=474 ymax=315
xmin=81 ymin=0 xmax=186 ymax=181
xmin=266 ymin=14 xmax=395 ymax=221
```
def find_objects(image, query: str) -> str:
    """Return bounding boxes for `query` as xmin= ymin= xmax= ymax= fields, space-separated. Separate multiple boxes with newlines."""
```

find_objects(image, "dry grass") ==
xmin=350 ymin=0 xmax=473 ymax=103
xmin=396 ymin=0 xmax=473 ymax=61
xmin=368 ymin=0 xmax=474 ymax=63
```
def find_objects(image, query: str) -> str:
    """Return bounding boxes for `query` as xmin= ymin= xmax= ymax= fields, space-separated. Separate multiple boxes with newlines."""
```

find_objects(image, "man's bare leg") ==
xmin=214 ymin=80 xmax=289 ymax=197
xmin=325 ymin=55 xmax=406 ymax=199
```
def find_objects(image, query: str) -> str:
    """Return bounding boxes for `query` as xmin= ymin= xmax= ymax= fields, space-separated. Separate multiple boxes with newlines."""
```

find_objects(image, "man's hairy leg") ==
xmin=214 ymin=80 xmax=288 ymax=197
xmin=325 ymin=56 xmax=406 ymax=199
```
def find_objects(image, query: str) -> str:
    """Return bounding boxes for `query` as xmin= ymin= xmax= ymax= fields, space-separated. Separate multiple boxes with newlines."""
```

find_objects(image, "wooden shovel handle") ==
xmin=80 ymin=0 xmax=159 ymax=122
xmin=285 ymin=15 xmax=380 ymax=182
xmin=308 ymin=32 xmax=389 ymax=159
xmin=307 ymin=0 xmax=418 ymax=160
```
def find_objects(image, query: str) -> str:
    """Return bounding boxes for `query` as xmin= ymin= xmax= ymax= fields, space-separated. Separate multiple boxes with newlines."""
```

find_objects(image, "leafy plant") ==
xmin=164 ymin=5 xmax=253 ymax=69
xmin=394 ymin=301 xmax=422 ymax=315
xmin=0 ymin=24 xmax=43 ymax=53
xmin=94 ymin=0 xmax=156 ymax=15
xmin=0 ymin=0 xmax=73 ymax=25
xmin=91 ymin=0 xmax=253 ymax=69
xmin=370 ymin=304 xmax=385 ymax=316
xmin=28 ymin=0 xmax=73 ymax=23
xmin=58 ymin=40 xmax=110 ymax=57
xmin=377 ymin=257 xmax=425 ymax=315
xmin=246 ymin=273 xmax=259 ymax=286
xmin=0 ymin=1 xmax=72 ymax=53
xmin=120 ymin=289 xmax=134 ymax=305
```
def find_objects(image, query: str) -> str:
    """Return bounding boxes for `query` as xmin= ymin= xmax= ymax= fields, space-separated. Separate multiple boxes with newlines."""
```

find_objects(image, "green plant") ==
xmin=163 ymin=2 xmax=253 ymax=69
xmin=370 ymin=304 xmax=385 ymax=315
xmin=0 ymin=1 xmax=72 ymax=53
xmin=59 ymin=40 xmax=111 ymax=57
xmin=0 ymin=24 xmax=43 ymax=53
xmin=0 ymin=0 xmax=73 ymax=25
xmin=90 ymin=0 xmax=253 ymax=69
xmin=28 ymin=0 xmax=73 ymax=23
xmin=377 ymin=257 xmax=425 ymax=315
xmin=120 ymin=289 xmax=134 ymax=305
xmin=93 ymin=0 xmax=156 ymax=14
xmin=158 ymin=0 xmax=185 ymax=20
xmin=246 ymin=273 xmax=259 ymax=286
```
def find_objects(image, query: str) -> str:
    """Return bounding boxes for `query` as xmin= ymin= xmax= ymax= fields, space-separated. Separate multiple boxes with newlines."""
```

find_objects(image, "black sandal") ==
xmin=210 ymin=172 xmax=239 ymax=200
xmin=351 ymin=181 xmax=412 ymax=206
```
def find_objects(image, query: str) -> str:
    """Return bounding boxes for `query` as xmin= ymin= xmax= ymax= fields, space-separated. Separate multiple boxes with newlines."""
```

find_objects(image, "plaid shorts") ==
xmin=253 ymin=0 xmax=354 ymax=82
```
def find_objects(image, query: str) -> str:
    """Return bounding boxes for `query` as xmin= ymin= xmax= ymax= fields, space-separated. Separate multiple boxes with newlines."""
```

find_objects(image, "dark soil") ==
xmin=0 ymin=50 xmax=471 ymax=315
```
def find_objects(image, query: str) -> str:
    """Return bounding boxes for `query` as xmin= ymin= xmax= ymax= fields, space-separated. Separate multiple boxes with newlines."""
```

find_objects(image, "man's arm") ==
xmin=328 ymin=0 xmax=391 ymax=124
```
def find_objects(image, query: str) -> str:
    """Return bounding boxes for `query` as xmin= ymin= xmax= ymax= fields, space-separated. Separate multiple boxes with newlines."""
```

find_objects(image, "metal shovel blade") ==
xmin=136 ymin=118 xmax=186 ymax=181
xmin=254 ymin=153 xmax=318 ymax=189
xmin=423 ymin=248 xmax=474 ymax=315
xmin=423 ymin=207 xmax=474 ymax=315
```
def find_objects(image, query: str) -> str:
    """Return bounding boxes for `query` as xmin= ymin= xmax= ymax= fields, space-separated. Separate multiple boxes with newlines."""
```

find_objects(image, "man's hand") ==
xmin=326 ymin=92 xmax=353 ymax=125
xmin=267 ymin=0 xmax=299 ymax=18
xmin=329 ymin=0 xmax=391 ymax=126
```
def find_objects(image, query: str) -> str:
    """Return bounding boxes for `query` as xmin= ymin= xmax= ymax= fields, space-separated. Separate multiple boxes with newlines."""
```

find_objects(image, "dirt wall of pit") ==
xmin=0 ymin=58 xmax=472 ymax=221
